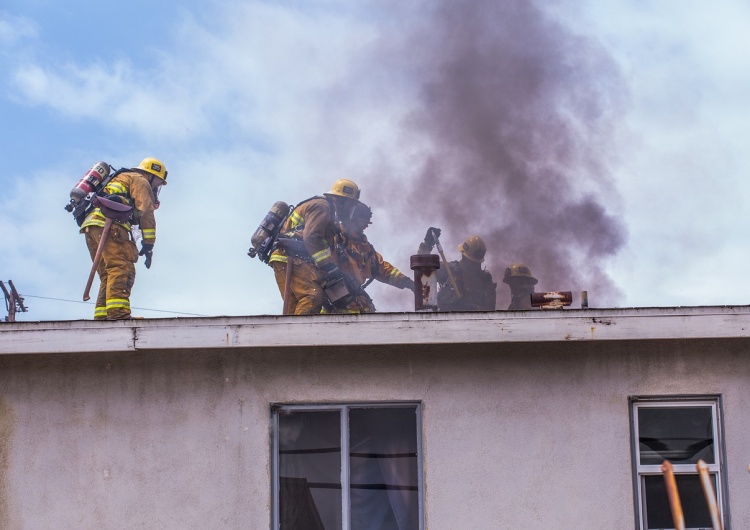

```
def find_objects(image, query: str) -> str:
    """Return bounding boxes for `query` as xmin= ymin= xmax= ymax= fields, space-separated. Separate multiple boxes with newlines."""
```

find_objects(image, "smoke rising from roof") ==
xmin=370 ymin=1 xmax=628 ymax=309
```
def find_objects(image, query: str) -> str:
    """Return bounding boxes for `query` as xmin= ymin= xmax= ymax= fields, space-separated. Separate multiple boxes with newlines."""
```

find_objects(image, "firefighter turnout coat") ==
xmin=437 ymin=260 xmax=497 ymax=311
xmin=268 ymin=196 xmax=338 ymax=315
xmin=329 ymin=228 xmax=412 ymax=313
xmin=80 ymin=170 xmax=157 ymax=319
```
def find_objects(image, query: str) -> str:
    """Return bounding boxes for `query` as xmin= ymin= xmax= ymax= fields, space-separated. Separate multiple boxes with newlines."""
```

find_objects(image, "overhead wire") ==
xmin=19 ymin=293 xmax=209 ymax=317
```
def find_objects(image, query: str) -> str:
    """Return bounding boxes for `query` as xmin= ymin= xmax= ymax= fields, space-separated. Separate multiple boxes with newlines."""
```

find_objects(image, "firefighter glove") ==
xmin=139 ymin=243 xmax=154 ymax=269
xmin=402 ymin=278 xmax=416 ymax=293
xmin=423 ymin=227 xmax=441 ymax=248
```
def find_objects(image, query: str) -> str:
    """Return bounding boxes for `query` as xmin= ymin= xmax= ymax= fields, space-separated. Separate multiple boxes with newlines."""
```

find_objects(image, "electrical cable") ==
xmin=19 ymin=294 xmax=209 ymax=317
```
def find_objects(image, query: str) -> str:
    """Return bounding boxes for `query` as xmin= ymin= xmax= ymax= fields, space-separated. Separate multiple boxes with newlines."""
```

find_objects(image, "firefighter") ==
xmin=503 ymin=263 xmax=538 ymax=310
xmin=419 ymin=229 xmax=496 ymax=311
xmin=81 ymin=158 xmax=168 ymax=319
xmin=328 ymin=201 xmax=414 ymax=313
xmin=269 ymin=179 xmax=361 ymax=315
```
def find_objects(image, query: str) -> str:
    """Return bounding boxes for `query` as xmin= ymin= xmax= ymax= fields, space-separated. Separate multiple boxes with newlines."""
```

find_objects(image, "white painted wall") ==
xmin=1 ymin=311 xmax=749 ymax=529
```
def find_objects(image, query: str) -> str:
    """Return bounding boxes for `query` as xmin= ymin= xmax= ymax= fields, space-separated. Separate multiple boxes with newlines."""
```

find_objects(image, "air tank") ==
xmin=69 ymin=161 xmax=110 ymax=204
xmin=248 ymin=201 xmax=291 ymax=259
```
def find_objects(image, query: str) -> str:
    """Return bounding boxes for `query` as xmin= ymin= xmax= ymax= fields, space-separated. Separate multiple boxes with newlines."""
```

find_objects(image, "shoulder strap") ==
xmin=294 ymin=195 xmax=325 ymax=209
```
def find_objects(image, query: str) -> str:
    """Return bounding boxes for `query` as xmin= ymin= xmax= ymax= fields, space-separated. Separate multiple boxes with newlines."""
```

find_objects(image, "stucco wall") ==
xmin=0 ymin=338 xmax=749 ymax=529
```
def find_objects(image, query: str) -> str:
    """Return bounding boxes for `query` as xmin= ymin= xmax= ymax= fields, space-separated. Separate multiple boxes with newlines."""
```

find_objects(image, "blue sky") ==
xmin=2 ymin=1 xmax=750 ymax=321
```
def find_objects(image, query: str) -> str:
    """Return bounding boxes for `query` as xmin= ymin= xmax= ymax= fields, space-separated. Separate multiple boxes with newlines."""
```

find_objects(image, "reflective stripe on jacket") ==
xmin=269 ymin=197 xmax=336 ymax=269
xmin=80 ymin=171 xmax=157 ymax=245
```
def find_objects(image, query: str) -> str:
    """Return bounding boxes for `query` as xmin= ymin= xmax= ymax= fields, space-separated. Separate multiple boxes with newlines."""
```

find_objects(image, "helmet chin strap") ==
xmin=149 ymin=176 xmax=162 ymax=209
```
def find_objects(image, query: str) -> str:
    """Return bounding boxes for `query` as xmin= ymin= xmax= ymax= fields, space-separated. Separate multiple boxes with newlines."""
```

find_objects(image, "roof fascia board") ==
xmin=2 ymin=307 xmax=750 ymax=355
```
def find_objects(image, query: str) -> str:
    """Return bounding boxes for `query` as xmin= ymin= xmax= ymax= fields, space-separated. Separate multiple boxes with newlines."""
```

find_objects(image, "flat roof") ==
xmin=2 ymin=306 xmax=750 ymax=355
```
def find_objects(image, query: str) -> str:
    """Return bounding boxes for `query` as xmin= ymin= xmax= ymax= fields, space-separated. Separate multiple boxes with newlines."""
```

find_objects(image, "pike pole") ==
xmin=82 ymin=196 xmax=134 ymax=303
xmin=696 ymin=459 xmax=723 ymax=530
xmin=282 ymin=258 xmax=294 ymax=315
xmin=83 ymin=217 xmax=113 ymax=302
xmin=661 ymin=461 xmax=685 ymax=530
xmin=431 ymin=229 xmax=462 ymax=299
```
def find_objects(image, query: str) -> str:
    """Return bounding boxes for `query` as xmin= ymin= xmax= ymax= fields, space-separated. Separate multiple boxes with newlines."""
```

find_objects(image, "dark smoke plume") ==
xmin=369 ymin=1 xmax=628 ymax=309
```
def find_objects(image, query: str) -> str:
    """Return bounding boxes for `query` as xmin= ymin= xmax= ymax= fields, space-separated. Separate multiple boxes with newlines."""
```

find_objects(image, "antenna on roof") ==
xmin=1 ymin=280 xmax=28 ymax=322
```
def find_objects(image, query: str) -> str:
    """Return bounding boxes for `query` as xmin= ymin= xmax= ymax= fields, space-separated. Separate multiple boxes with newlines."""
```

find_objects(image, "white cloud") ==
xmin=7 ymin=2 xmax=380 ymax=151
xmin=0 ymin=13 xmax=36 ymax=46
xmin=6 ymin=0 xmax=750 ymax=319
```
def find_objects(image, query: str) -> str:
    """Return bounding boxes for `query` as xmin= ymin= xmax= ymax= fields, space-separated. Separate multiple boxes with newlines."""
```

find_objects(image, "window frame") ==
xmin=270 ymin=401 xmax=424 ymax=530
xmin=629 ymin=395 xmax=729 ymax=530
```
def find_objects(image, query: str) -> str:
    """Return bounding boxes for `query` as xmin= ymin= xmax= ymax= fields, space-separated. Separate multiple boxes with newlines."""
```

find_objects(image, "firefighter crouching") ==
xmin=326 ymin=201 xmax=414 ymax=313
xmin=80 ymin=158 xmax=168 ymax=319
xmin=269 ymin=179 xmax=361 ymax=315
xmin=418 ymin=229 xmax=496 ymax=311
xmin=504 ymin=263 xmax=538 ymax=310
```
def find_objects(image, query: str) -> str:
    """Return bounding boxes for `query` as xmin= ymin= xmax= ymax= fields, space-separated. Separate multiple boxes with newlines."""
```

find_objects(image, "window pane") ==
xmin=349 ymin=407 xmax=419 ymax=530
xmin=638 ymin=407 xmax=714 ymax=465
xmin=643 ymin=474 xmax=714 ymax=529
xmin=279 ymin=410 xmax=342 ymax=530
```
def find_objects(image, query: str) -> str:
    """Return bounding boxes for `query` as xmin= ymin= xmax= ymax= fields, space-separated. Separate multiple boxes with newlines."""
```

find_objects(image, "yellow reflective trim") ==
xmin=268 ymin=253 xmax=288 ymax=264
xmin=106 ymin=298 xmax=130 ymax=309
xmin=106 ymin=182 xmax=127 ymax=194
xmin=94 ymin=307 xmax=107 ymax=317
xmin=288 ymin=211 xmax=303 ymax=228
xmin=321 ymin=307 xmax=360 ymax=314
xmin=80 ymin=208 xmax=131 ymax=230
xmin=312 ymin=248 xmax=331 ymax=263
xmin=81 ymin=211 xmax=107 ymax=229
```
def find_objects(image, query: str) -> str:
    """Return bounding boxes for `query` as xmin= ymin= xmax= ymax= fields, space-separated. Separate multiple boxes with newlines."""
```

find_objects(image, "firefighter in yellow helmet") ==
xmin=503 ymin=263 xmax=538 ymax=310
xmin=80 ymin=158 xmax=168 ymax=319
xmin=269 ymin=179 xmax=362 ymax=315
xmin=418 ymin=229 xmax=496 ymax=311
xmin=326 ymin=201 xmax=414 ymax=313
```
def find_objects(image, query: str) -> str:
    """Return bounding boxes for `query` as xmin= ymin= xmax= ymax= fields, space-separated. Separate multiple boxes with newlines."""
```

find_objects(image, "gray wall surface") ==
xmin=1 ymin=339 xmax=749 ymax=529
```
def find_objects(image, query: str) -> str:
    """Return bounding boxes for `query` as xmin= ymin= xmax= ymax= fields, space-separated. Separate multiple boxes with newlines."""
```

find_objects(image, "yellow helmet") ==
xmin=325 ymin=179 xmax=360 ymax=200
xmin=458 ymin=235 xmax=486 ymax=263
xmin=503 ymin=263 xmax=538 ymax=284
xmin=138 ymin=157 xmax=168 ymax=184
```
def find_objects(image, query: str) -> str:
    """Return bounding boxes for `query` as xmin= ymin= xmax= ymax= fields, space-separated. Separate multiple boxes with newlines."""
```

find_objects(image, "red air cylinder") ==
xmin=69 ymin=161 xmax=110 ymax=204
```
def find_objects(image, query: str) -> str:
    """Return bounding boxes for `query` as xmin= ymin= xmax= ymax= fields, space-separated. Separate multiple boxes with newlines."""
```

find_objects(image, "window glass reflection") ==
xmin=638 ymin=407 xmax=714 ymax=465
xmin=279 ymin=410 xmax=342 ymax=530
xmin=349 ymin=407 xmax=419 ymax=530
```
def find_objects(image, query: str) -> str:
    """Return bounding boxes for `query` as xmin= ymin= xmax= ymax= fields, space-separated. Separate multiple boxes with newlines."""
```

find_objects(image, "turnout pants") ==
xmin=272 ymin=258 xmax=325 ymax=315
xmin=84 ymin=225 xmax=138 ymax=320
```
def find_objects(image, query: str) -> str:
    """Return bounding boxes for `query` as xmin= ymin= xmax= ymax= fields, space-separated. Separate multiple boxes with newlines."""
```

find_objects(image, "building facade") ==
xmin=1 ymin=307 xmax=749 ymax=529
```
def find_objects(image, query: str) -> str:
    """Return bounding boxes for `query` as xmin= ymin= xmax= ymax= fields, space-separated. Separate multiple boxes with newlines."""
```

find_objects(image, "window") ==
xmin=630 ymin=397 xmax=726 ymax=530
xmin=271 ymin=403 xmax=423 ymax=530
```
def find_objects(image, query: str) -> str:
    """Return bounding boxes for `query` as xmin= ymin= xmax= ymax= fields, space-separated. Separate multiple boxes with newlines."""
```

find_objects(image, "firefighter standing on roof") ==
xmin=504 ymin=263 xmax=538 ymax=310
xmin=269 ymin=179 xmax=361 ymax=315
xmin=80 ymin=158 xmax=168 ymax=320
xmin=418 ymin=229 xmax=497 ymax=311
xmin=328 ymin=202 xmax=414 ymax=313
